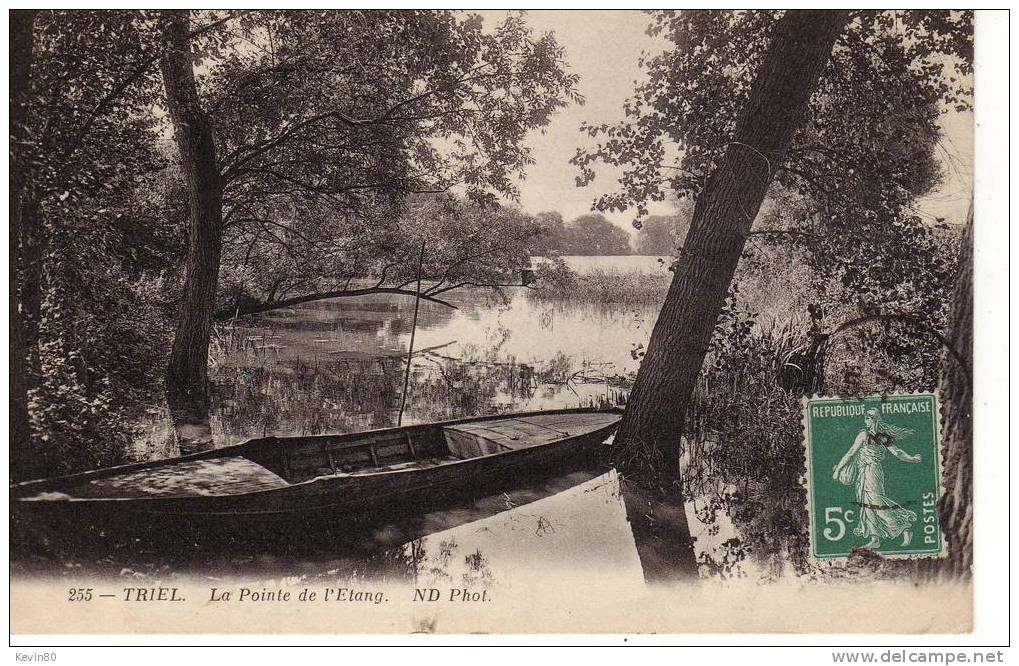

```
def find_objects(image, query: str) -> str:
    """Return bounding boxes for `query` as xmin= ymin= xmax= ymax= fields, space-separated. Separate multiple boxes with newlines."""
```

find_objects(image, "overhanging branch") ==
xmin=214 ymin=286 xmax=458 ymax=320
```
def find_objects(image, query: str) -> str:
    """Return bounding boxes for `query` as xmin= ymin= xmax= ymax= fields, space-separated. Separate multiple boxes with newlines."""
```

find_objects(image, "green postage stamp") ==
xmin=804 ymin=393 xmax=945 ymax=560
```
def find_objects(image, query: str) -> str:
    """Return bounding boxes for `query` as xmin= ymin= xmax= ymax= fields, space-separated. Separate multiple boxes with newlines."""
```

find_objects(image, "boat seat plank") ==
xmin=443 ymin=427 xmax=512 ymax=459
xmin=60 ymin=457 xmax=289 ymax=499
xmin=519 ymin=413 xmax=619 ymax=431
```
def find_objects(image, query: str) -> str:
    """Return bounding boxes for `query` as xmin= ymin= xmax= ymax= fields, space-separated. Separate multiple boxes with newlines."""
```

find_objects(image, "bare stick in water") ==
xmin=398 ymin=242 xmax=426 ymax=426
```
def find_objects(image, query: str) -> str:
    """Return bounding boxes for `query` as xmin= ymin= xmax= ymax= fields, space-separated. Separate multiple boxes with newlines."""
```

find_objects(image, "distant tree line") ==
xmin=526 ymin=211 xmax=687 ymax=256
xmin=633 ymin=213 xmax=691 ymax=256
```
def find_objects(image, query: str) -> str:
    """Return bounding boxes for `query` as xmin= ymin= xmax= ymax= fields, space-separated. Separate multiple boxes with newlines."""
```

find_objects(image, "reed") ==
xmin=127 ymin=326 xmax=636 ymax=457
xmin=529 ymin=266 xmax=670 ymax=305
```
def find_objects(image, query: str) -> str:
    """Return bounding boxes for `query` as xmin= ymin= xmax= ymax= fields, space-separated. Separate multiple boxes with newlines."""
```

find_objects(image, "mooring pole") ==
xmin=398 ymin=241 xmax=426 ymax=426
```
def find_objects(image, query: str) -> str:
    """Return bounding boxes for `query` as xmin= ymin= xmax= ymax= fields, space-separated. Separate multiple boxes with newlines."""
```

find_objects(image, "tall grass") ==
xmin=129 ymin=325 xmax=633 ymax=461
xmin=529 ymin=262 xmax=670 ymax=305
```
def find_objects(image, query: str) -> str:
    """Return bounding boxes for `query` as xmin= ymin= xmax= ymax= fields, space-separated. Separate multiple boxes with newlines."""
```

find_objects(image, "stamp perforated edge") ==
xmin=801 ymin=390 xmax=948 ymax=562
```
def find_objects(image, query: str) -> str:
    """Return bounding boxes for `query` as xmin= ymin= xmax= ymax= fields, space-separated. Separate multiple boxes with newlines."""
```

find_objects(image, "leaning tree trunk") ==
xmin=160 ymin=10 xmax=224 ymax=441
xmin=10 ymin=10 xmax=36 ymax=479
xmin=937 ymin=206 xmax=973 ymax=577
xmin=614 ymin=11 xmax=847 ymax=492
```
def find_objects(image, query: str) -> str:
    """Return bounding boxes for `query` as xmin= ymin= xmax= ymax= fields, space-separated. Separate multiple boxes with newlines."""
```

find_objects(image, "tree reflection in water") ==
xmin=19 ymin=291 xmax=705 ymax=584
xmin=13 ymin=460 xmax=705 ymax=587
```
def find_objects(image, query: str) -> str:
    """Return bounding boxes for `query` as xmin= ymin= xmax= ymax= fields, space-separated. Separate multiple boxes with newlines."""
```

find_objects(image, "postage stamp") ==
xmin=803 ymin=393 xmax=945 ymax=560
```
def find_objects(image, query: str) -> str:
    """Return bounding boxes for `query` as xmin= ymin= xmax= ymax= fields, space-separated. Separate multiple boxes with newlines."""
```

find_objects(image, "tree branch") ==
xmin=65 ymin=11 xmax=250 ymax=166
xmin=215 ymin=287 xmax=458 ymax=320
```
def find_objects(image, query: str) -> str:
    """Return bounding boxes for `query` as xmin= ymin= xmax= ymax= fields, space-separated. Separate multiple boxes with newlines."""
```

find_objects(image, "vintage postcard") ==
xmin=8 ymin=8 xmax=993 ymax=641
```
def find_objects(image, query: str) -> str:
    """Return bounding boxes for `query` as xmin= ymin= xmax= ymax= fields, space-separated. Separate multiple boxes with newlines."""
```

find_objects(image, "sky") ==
xmin=475 ymin=10 xmax=974 ymax=232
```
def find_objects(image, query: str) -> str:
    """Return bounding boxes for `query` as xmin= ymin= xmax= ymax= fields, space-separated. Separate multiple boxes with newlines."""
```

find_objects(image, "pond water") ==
xmin=15 ymin=257 xmax=749 ymax=584
xmin=139 ymin=256 xmax=673 ymax=451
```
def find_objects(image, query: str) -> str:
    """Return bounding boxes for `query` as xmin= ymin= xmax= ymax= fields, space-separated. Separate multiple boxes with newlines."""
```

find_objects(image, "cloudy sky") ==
xmin=476 ymin=10 xmax=974 ymax=231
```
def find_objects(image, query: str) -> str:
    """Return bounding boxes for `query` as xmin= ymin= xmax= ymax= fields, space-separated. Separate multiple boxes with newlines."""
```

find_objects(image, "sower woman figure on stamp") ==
xmin=832 ymin=407 xmax=921 ymax=549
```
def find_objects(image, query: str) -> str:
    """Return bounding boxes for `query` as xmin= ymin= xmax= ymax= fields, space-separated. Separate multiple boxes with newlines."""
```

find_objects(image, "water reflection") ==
xmin=12 ymin=466 xmax=660 ymax=585
xmin=31 ymin=260 xmax=724 ymax=584
xmin=400 ymin=469 xmax=646 ymax=591
xmin=134 ymin=284 xmax=654 ymax=457
xmin=620 ymin=477 xmax=698 ymax=581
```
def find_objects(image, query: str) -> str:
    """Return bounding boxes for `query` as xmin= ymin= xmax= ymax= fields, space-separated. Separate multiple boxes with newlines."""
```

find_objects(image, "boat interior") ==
xmin=248 ymin=412 xmax=620 ymax=483
xmin=15 ymin=411 xmax=620 ymax=501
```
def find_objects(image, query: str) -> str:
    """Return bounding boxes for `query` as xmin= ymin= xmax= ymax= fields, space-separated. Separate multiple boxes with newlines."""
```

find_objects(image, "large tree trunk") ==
xmin=159 ymin=10 xmax=224 ymax=441
xmin=10 ymin=10 xmax=36 ymax=479
xmin=614 ymin=11 xmax=847 ymax=491
xmin=937 ymin=206 xmax=973 ymax=577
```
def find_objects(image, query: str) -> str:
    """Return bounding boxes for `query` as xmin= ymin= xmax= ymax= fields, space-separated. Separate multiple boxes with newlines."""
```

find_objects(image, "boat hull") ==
xmin=12 ymin=413 xmax=618 ymax=533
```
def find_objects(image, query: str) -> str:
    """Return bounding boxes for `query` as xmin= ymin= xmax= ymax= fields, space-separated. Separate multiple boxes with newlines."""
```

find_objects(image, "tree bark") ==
xmin=614 ymin=11 xmax=847 ymax=491
xmin=10 ymin=10 xmax=36 ymax=479
xmin=160 ymin=10 xmax=224 ymax=431
xmin=937 ymin=206 xmax=973 ymax=577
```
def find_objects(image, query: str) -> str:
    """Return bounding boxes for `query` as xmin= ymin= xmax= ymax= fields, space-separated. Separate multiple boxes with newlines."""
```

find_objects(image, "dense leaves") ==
xmin=530 ymin=212 xmax=633 ymax=256
xmin=573 ymin=9 xmax=972 ymax=404
xmin=571 ymin=10 xmax=972 ymax=574
xmin=574 ymin=10 xmax=970 ymax=212
xmin=11 ymin=9 xmax=581 ymax=475
xmin=206 ymin=10 xmax=580 ymax=315
xmin=12 ymin=11 xmax=177 ymax=478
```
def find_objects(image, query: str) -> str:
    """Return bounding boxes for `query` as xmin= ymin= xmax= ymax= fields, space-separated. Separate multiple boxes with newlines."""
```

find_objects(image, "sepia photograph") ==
xmin=6 ymin=7 xmax=1005 ymax=646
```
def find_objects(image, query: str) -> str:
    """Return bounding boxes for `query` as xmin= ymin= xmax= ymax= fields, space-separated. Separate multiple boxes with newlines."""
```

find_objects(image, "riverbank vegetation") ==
xmin=10 ymin=10 xmax=582 ymax=478
xmin=11 ymin=9 xmax=974 ymax=583
xmin=528 ymin=258 xmax=671 ymax=305
xmin=574 ymin=9 xmax=973 ymax=575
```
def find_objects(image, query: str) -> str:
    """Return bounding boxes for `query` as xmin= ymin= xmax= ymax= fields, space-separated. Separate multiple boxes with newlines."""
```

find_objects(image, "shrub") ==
xmin=20 ymin=240 xmax=173 ymax=479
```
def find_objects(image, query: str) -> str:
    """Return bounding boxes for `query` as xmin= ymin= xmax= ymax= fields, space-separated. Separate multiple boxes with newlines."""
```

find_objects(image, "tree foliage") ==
xmin=531 ymin=212 xmax=633 ymax=255
xmin=574 ymin=10 xmax=971 ymax=335
xmin=156 ymin=9 xmax=582 ymax=417
xmin=574 ymin=9 xmax=972 ymax=401
xmin=11 ymin=9 xmax=581 ymax=475
xmin=219 ymin=195 xmax=544 ymax=316
xmin=575 ymin=11 xmax=971 ymax=213
xmin=572 ymin=10 xmax=972 ymax=573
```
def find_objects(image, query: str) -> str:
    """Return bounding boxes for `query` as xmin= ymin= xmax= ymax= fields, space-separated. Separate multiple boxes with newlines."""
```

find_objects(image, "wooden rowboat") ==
xmin=11 ymin=408 xmax=620 ymax=529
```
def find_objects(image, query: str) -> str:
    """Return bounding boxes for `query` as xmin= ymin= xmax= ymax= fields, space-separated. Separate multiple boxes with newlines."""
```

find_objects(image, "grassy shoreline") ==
xmin=529 ymin=264 xmax=671 ymax=305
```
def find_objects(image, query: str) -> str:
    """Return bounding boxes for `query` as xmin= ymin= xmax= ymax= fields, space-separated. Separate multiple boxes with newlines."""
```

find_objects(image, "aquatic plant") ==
xmin=528 ymin=262 xmax=670 ymax=305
